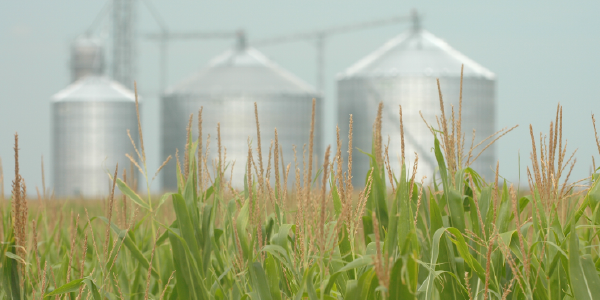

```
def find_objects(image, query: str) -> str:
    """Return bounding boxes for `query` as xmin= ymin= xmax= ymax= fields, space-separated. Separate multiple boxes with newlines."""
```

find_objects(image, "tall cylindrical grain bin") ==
xmin=52 ymin=75 xmax=139 ymax=197
xmin=161 ymin=33 xmax=320 ymax=190
xmin=337 ymin=27 xmax=496 ymax=187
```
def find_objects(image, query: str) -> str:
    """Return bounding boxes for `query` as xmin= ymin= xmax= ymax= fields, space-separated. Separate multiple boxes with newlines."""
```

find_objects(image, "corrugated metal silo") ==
xmin=70 ymin=36 xmax=104 ymax=82
xmin=161 ymin=33 xmax=320 ymax=190
xmin=52 ymin=39 xmax=139 ymax=197
xmin=337 ymin=26 xmax=496 ymax=187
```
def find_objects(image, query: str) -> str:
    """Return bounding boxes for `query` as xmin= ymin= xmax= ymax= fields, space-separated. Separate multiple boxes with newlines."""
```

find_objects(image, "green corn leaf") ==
xmin=496 ymin=181 xmax=512 ymax=234
xmin=155 ymin=221 xmax=174 ymax=246
xmin=155 ymin=192 xmax=174 ymax=212
xmin=172 ymin=194 xmax=203 ymax=269
xmin=171 ymin=194 xmax=208 ymax=299
xmin=549 ymin=256 xmax=569 ymax=300
xmin=324 ymin=271 xmax=342 ymax=295
xmin=250 ymin=262 xmax=274 ymax=300
xmin=201 ymin=204 xmax=213 ymax=275
xmin=345 ymin=280 xmax=359 ymax=300
xmin=236 ymin=200 xmax=252 ymax=260
xmin=425 ymin=227 xmax=464 ymax=299
xmin=565 ymin=194 xmax=589 ymax=236
xmin=187 ymin=138 xmax=199 ymax=176
xmin=168 ymin=225 xmax=210 ymax=299
xmin=588 ymin=174 xmax=600 ymax=210
xmin=263 ymin=245 xmax=298 ymax=283
xmin=425 ymin=228 xmax=445 ymax=300
xmin=272 ymin=224 xmax=295 ymax=252
xmin=429 ymin=198 xmax=460 ymax=299
xmin=569 ymin=225 xmax=600 ymax=300
xmin=362 ymin=213 xmax=374 ymax=246
xmin=337 ymin=255 xmax=373 ymax=274
xmin=446 ymin=228 xmax=491 ymax=289
xmin=2 ymin=238 xmax=21 ymax=300
xmin=357 ymin=148 xmax=388 ymax=230
xmin=293 ymin=264 xmax=318 ymax=300
xmin=202 ymin=185 xmax=215 ymax=202
xmin=265 ymin=254 xmax=282 ymax=300
xmin=93 ymin=216 xmax=158 ymax=278
xmin=331 ymin=178 xmax=342 ymax=216
xmin=446 ymin=189 xmax=466 ymax=233
xmin=433 ymin=136 xmax=449 ymax=197
xmin=338 ymin=224 xmax=354 ymax=274
xmin=44 ymin=278 xmax=85 ymax=298
xmin=305 ymin=266 xmax=318 ymax=300
xmin=429 ymin=193 xmax=444 ymax=237
xmin=328 ymin=239 xmax=349 ymax=292
xmin=468 ymin=196 xmax=482 ymax=243
xmin=105 ymin=226 xmax=127 ymax=272
xmin=83 ymin=278 xmax=101 ymax=300
xmin=580 ymin=255 xmax=600 ymax=298
xmin=358 ymin=268 xmax=377 ymax=300
xmin=175 ymin=155 xmax=185 ymax=193
xmin=532 ymin=189 xmax=548 ymax=231
xmin=4 ymin=251 xmax=28 ymax=265
xmin=244 ymin=172 xmax=249 ymax=200
xmin=389 ymin=258 xmax=415 ymax=300
xmin=169 ymin=229 xmax=193 ymax=299
xmin=117 ymin=178 xmax=151 ymax=211
xmin=183 ymin=166 xmax=198 ymax=220
xmin=60 ymin=248 xmax=69 ymax=282
xmin=478 ymin=186 xmax=492 ymax=226
xmin=388 ymin=163 xmax=407 ymax=256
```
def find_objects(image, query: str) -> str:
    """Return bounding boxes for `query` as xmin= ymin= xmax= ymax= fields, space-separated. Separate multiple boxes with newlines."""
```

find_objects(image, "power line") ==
xmin=252 ymin=14 xmax=415 ymax=46
xmin=251 ymin=10 xmax=420 ymax=93
xmin=85 ymin=1 xmax=111 ymax=36
xmin=144 ymin=10 xmax=420 ymax=93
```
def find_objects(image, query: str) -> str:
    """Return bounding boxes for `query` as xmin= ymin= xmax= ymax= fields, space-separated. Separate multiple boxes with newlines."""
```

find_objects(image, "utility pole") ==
xmin=141 ymin=0 xmax=169 ymax=92
xmin=159 ymin=34 xmax=167 ymax=92
xmin=316 ymin=34 xmax=325 ymax=93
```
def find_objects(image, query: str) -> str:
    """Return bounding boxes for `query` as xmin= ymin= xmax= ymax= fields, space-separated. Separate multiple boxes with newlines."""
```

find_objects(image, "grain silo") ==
xmin=337 ymin=23 xmax=496 ymax=187
xmin=161 ymin=32 xmax=320 ymax=190
xmin=52 ymin=37 xmax=139 ymax=197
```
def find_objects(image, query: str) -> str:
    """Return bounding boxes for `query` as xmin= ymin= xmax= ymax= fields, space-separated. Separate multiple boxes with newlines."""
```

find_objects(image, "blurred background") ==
xmin=1 ymin=1 xmax=599 ymax=196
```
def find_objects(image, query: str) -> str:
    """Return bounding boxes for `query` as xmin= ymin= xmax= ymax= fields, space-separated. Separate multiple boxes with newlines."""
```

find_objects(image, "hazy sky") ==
xmin=1 ymin=1 xmax=599 ymax=194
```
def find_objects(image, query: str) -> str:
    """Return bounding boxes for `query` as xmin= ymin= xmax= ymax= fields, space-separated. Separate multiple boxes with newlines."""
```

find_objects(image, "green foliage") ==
xmin=1 ymin=97 xmax=600 ymax=300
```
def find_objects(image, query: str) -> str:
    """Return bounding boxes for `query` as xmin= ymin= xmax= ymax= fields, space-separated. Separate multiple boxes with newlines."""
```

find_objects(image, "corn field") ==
xmin=2 ymin=74 xmax=600 ymax=300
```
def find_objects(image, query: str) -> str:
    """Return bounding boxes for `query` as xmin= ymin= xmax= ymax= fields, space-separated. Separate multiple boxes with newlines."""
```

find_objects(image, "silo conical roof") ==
xmin=336 ymin=26 xmax=497 ymax=187
xmin=161 ymin=33 xmax=320 ymax=191
xmin=167 ymin=41 xmax=318 ymax=96
xmin=53 ymin=75 xmax=136 ymax=102
xmin=338 ymin=29 xmax=495 ymax=79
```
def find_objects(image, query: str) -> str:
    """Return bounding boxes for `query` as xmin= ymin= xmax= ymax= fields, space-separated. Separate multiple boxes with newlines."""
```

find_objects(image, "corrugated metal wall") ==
xmin=337 ymin=29 xmax=496 ymax=186
xmin=161 ymin=37 xmax=320 ymax=190
xmin=52 ymin=77 xmax=138 ymax=198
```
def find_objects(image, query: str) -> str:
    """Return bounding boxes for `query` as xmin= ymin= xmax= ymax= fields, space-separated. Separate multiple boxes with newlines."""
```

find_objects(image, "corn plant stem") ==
xmin=142 ymin=134 xmax=161 ymax=289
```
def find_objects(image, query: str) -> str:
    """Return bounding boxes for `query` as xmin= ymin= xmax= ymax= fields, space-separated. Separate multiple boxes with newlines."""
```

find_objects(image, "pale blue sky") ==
xmin=1 ymin=1 xmax=599 ymax=194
